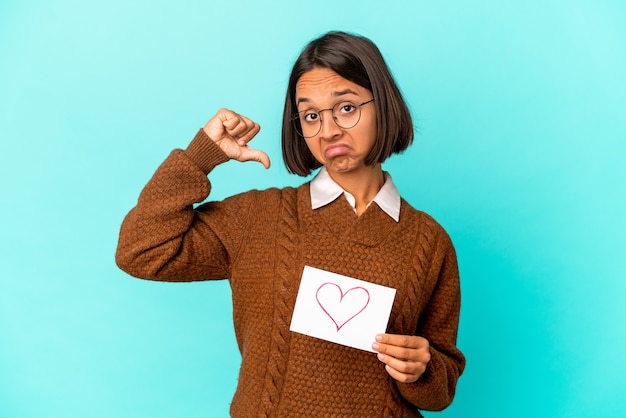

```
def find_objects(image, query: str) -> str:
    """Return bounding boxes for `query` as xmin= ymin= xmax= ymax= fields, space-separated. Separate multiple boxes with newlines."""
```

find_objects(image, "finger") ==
xmin=224 ymin=115 xmax=255 ymax=139
xmin=236 ymin=123 xmax=261 ymax=146
xmin=376 ymin=334 xmax=428 ymax=349
xmin=376 ymin=350 xmax=427 ymax=384
xmin=216 ymin=108 xmax=240 ymax=128
xmin=236 ymin=115 xmax=257 ymax=136
xmin=376 ymin=343 xmax=431 ymax=363
xmin=223 ymin=118 xmax=248 ymax=138
xmin=377 ymin=351 xmax=427 ymax=375
xmin=381 ymin=362 xmax=421 ymax=384
xmin=372 ymin=336 xmax=430 ymax=363
xmin=374 ymin=343 xmax=414 ymax=361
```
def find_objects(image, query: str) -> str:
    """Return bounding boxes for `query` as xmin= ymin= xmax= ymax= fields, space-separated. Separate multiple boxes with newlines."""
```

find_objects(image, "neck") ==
xmin=327 ymin=164 xmax=384 ymax=216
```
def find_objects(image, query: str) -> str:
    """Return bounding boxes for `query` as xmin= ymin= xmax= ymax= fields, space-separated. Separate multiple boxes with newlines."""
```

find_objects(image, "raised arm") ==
xmin=115 ymin=109 xmax=269 ymax=281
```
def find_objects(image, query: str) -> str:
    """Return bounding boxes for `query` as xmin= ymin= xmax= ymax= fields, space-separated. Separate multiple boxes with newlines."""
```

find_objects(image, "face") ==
xmin=295 ymin=67 xmax=377 ymax=175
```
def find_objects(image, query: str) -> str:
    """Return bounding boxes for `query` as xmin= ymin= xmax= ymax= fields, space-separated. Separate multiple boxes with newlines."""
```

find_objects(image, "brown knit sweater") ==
xmin=116 ymin=129 xmax=465 ymax=417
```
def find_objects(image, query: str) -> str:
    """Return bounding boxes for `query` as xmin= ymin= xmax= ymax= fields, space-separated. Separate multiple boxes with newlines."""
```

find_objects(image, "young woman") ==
xmin=116 ymin=31 xmax=465 ymax=417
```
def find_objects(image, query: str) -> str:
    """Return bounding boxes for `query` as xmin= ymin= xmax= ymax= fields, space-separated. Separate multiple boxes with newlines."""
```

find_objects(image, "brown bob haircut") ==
xmin=282 ymin=31 xmax=414 ymax=176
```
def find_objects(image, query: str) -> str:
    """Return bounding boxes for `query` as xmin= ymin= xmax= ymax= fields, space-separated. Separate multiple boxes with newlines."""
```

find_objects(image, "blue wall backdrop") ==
xmin=1 ymin=1 xmax=625 ymax=417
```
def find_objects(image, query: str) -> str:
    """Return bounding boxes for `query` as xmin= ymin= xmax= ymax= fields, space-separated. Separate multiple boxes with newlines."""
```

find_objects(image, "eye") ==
xmin=337 ymin=102 xmax=357 ymax=115
xmin=303 ymin=111 xmax=319 ymax=123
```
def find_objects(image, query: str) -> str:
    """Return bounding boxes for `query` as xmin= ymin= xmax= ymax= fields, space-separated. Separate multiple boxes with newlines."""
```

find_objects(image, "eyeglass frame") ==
xmin=291 ymin=98 xmax=375 ymax=138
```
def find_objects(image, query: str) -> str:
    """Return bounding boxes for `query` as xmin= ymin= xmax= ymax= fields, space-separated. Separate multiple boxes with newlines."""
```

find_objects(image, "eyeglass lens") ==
xmin=294 ymin=100 xmax=368 ymax=138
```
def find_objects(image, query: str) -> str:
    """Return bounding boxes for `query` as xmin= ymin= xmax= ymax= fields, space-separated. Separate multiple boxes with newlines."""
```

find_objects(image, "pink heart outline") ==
xmin=315 ymin=282 xmax=371 ymax=332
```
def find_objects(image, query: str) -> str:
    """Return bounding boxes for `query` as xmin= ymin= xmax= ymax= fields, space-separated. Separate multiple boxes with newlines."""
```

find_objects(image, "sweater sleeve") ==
xmin=397 ymin=228 xmax=466 ymax=411
xmin=115 ymin=129 xmax=249 ymax=282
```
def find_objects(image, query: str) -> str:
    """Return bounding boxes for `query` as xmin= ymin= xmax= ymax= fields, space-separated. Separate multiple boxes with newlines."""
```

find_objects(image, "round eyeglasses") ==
xmin=292 ymin=99 xmax=374 ymax=138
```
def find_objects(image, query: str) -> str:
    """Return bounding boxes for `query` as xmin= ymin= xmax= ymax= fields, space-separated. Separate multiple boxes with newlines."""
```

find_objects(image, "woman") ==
xmin=116 ymin=31 xmax=465 ymax=417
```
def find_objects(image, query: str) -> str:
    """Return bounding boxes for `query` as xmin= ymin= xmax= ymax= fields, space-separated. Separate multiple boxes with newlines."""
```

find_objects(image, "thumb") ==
xmin=239 ymin=147 xmax=271 ymax=169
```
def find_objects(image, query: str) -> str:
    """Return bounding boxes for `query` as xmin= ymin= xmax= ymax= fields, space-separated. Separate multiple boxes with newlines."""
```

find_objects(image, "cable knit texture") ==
xmin=116 ymin=129 xmax=465 ymax=417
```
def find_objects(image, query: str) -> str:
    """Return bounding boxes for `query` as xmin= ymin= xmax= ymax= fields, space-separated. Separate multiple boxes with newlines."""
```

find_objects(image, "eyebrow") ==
xmin=296 ymin=89 xmax=360 ymax=106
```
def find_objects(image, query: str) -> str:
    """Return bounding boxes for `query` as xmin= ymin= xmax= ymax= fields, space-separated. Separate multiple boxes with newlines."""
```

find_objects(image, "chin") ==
xmin=325 ymin=156 xmax=358 ymax=172
xmin=327 ymin=162 xmax=354 ymax=173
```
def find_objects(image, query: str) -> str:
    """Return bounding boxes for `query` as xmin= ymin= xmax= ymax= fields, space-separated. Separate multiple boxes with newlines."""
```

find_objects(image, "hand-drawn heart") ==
xmin=315 ymin=282 xmax=370 ymax=331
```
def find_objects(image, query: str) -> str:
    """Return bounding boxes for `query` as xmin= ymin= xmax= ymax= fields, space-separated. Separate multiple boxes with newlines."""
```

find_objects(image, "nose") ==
xmin=318 ymin=110 xmax=342 ymax=140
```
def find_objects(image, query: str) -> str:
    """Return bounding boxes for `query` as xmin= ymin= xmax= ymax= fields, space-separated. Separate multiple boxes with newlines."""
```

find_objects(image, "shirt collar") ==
xmin=310 ymin=167 xmax=401 ymax=222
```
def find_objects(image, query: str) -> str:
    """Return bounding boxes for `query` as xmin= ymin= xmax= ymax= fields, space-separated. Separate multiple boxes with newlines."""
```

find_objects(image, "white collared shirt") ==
xmin=309 ymin=167 xmax=401 ymax=222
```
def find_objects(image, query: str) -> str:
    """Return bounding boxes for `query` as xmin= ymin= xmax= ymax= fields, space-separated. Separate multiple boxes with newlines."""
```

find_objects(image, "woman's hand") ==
xmin=203 ymin=108 xmax=270 ymax=168
xmin=372 ymin=334 xmax=431 ymax=383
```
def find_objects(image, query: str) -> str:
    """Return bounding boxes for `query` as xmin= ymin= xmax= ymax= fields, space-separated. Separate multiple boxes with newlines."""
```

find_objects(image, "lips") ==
xmin=324 ymin=143 xmax=352 ymax=159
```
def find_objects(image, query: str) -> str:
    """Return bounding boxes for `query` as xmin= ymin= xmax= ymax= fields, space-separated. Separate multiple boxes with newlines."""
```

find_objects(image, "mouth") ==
xmin=323 ymin=143 xmax=352 ymax=159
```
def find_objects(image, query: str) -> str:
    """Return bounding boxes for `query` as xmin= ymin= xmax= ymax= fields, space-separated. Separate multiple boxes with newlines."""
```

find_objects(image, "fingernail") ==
xmin=377 ymin=353 xmax=385 ymax=361
xmin=372 ymin=343 xmax=379 ymax=351
xmin=375 ymin=334 xmax=383 ymax=342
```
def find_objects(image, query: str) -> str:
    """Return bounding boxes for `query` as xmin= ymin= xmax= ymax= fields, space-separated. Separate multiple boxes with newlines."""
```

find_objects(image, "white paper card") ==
xmin=289 ymin=265 xmax=397 ymax=352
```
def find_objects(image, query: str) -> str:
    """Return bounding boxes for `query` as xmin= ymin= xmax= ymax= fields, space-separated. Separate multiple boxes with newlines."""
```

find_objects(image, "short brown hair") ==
xmin=282 ymin=31 xmax=414 ymax=176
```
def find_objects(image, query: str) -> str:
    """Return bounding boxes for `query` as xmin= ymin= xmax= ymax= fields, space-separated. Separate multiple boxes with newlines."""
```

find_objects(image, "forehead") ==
xmin=295 ymin=68 xmax=367 ymax=102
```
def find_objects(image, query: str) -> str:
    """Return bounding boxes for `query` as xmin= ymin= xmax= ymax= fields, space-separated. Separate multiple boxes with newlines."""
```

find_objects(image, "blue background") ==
xmin=1 ymin=1 xmax=625 ymax=417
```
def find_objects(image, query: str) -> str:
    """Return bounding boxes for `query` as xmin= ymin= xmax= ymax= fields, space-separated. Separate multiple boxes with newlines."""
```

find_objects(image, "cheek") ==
xmin=361 ymin=117 xmax=378 ymax=150
xmin=368 ymin=113 xmax=378 ymax=136
xmin=304 ymin=139 xmax=323 ymax=159
xmin=358 ymin=108 xmax=377 ymax=137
